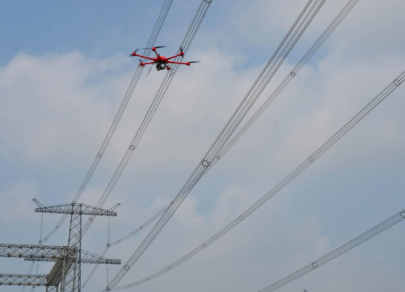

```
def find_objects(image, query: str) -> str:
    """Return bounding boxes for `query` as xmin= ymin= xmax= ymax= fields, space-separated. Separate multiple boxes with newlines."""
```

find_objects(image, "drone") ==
xmin=130 ymin=46 xmax=200 ymax=71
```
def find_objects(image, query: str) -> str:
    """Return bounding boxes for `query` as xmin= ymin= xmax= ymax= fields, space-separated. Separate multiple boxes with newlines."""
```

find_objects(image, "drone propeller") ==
xmin=143 ymin=46 xmax=166 ymax=50
xmin=129 ymin=49 xmax=139 ymax=57
xmin=179 ymin=46 xmax=185 ymax=57
xmin=188 ymin=61 xmax=200 ymax=63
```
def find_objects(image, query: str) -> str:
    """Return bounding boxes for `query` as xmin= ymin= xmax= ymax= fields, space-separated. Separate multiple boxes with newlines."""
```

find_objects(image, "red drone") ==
xmin=130 ymin=46 xmax=200 ymax=71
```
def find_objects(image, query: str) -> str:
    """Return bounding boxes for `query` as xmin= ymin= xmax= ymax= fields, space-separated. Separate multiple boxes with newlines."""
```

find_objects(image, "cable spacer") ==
xmin=97 ymin=153 xmax=102 ymax=158
xmin=147 ymin=277 xmax=151 ymax=281
xmin=309 ymin=156 xmax=315 ymax=163
xmin=216 ymin=155 xmax=221 ymax=160
xmin=89 ymin=217 xmax=94 ymax=222
xmin=168 ymin=265 xmax=172 ymax=270
xmin=393 ymin=79 xmax=401 ymax=87
xmin=140 ymin=226 xmax=144 ymax=229
xmin=290 ymin=71 xmax=296 ymax=77
xmin=239 ymin=215 xmax=244 ymax=220
xmin=400 ymin=210 xmax=405 ymax=219
xmin=202 ymin=243 xmax=207 ymax=248
xmin=201 ymin=159 xmax=210 ymax=168
xmin=312 ymin=262 xmax=318 ymax=269
xmin=124 ymin=265 xmax=130 ymax=271
xmin=106 ymin=286 xmax=110 ymax=291
xmin=129 ymin=145 xmax=135 ymax=150
xmin=106 ymin=243 xmax=111 ymax=247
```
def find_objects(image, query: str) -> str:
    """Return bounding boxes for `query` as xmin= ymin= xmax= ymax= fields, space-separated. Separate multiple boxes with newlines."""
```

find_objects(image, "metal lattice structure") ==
xmin=0 ymin=201 xmax=120 ymax=292
xmin=24 ymin=249 xmax=121 ymax=265
xmin=35 ymin=203 xmax=119 ymax=216
xmin=36 ymin=202 xmax=118 ymax=292
xmin=0 ymin=244 xmax=67 ymax=260
xmin=0 ymin=274 xmax=48 ymax=287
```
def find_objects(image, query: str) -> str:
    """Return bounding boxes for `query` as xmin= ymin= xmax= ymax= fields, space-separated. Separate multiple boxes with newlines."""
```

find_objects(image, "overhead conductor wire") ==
xmin=83 ymin=0 xmax=214 ymax=286
xmin=81 ymin=0 xmax=213 ymax=238
xmin=111 ymin=1 xmax=374 ymax=289
xmin=83 ymin=0 xmax=300 ymax=287
xmin=114 ymin=63 xmax=404 ymax=291
xmin=105 ymin=1 xmax=328 ymax=290
xmin=39 ymin=0 xmax=174 ymax=245
xmin=258 ymin=208 xmax=405 ymax=292
xmin=82 ymin=206 xmax=168 ymax=288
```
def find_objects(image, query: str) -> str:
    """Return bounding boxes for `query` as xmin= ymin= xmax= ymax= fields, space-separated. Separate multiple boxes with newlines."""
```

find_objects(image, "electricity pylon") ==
xmin=0 ymin=200 xmax=120 ymax=292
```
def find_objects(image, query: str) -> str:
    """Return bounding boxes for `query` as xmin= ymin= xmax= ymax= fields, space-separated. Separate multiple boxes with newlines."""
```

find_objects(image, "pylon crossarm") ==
xmin=0 ymin=274 xmax=49 ymax=287
xmin=24 ymin=249 xmax=120 ymax=265
xmin=33 ymin=198 xmax=45 ymax=208
xmin=0 ymin=243 xmax=72 ymax=260
xmin=81 ymin=250 xmax=121 ymax=265
xmin=35 ymin=203 xmax=117 ymax=216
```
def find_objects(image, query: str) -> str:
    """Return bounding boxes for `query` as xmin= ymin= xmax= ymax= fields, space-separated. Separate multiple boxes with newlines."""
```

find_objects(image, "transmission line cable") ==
xmin=39 ymin=0 xmax=174 ymax=245
xmin=112 ymin=65 xmax=404 ymax=291
xmin=104 ymin=1 xmax=328 ymax=290
xmin=83 ymin=2 xmax=300 ymax=287
xmin=257 ymin=208 xmax=405 ymax=292
xmin=80 ymin=0 xmax=213 ymax=236
xmin=120 ymin=0 xmax=300 ymax=206
xmin=207 ymin=0 xmax=360 ymax=172
xmin=82 ymin=1 xmax=212 ymax=288
xmin=82 ymin=205 xmax=169 ymax=288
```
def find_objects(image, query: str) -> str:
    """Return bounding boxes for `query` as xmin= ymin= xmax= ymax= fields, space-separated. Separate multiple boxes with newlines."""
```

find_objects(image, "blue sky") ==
xmin=1 ymin=1 xmax=405 ymax=292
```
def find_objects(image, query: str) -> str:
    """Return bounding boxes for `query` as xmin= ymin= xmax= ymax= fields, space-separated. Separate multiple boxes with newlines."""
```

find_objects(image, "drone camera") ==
xmin=156 ymin=63 xmax=166 ymax=71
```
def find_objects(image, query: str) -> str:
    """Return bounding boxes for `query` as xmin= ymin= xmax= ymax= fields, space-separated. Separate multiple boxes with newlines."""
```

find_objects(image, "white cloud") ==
xmin=1 ymin=0 xmax=405 ymax=291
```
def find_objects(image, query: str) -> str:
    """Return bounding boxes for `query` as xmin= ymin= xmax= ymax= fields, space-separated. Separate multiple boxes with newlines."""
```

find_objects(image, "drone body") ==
xmin=130 ymin=46 xmax=199 ymax=71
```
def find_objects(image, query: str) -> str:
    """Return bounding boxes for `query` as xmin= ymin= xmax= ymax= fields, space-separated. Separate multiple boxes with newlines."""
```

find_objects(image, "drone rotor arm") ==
xmin=166 ymin=61 xmax=194 ymax=66
xmin=166 ymin=52 xmax=184 ymax=60
xmin=139 ymin=61 xmax=156 ymax=66
xmin=132 ymin=52 xmax=155 ymax=61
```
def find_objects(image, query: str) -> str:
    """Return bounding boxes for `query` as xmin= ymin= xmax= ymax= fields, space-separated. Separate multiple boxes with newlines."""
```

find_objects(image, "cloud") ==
xmin=1 ymin=1 xmax=405 ymax=291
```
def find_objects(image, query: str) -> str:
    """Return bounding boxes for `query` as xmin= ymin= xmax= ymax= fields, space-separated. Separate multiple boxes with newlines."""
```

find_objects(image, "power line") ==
xmin=257 ymin=209 xmax=405 ymax=292
xmin=80 ymin=1 xmax=213 ymax=289
xmin=112 ymin=63 xmax=404 ymax=291
xmin=105 ymin=1 xmax=328 ymax=290
xmin=120 ymin=0 xmax=301 ymax=206
xmin=82 ymin=1 xmax=300 ymax=286
xmin=81 ymin=205 xmax=168 ymax=288
xmin=39 ymin=0 xmax=174 ymax=245
xmin=81 ymin=0 xmax=213 ymax=237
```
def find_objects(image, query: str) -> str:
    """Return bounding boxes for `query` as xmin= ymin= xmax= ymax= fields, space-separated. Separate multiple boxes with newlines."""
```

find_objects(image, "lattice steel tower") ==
xmin=0 ymin=200 xmax=120 ymax=292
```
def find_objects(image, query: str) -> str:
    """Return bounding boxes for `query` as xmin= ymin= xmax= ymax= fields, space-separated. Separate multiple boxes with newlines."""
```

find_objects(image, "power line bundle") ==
xmin=81 ymin=0 xmax=213 ymax=235
xmin=113 ymin=68 xmax=404 ymax=290
xmin=258 ymin=208 xmax=405 ymax=292
xmin=39 ymin=0 xmax=175 ymax=246
xmin=104 ymin=1 xmax=329 ymax=290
